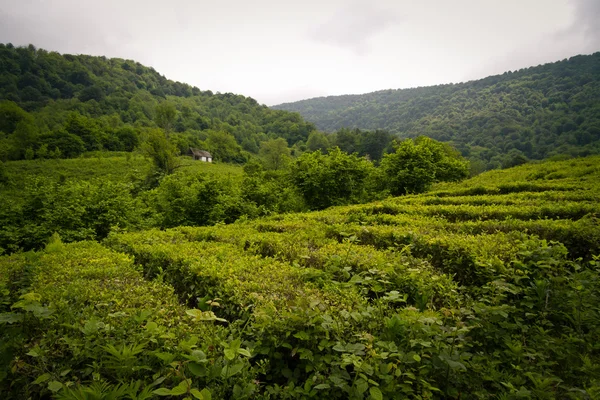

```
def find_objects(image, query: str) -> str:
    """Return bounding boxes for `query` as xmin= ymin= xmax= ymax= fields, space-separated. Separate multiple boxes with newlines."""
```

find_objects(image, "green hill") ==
xmin=2 ymin=42 xmax=600 ymax=399
xmin=273 ymin=52 xmax=600 ymax=169
xmin=2 ymin=156 xmax=599 ymax=398
xmin=0 ymin=155 xmax=257 ymax=253
xmin=0 ymin=134 xmax=473 ymax=254
xmin=0 ymin=44 xmax=316 ymax=161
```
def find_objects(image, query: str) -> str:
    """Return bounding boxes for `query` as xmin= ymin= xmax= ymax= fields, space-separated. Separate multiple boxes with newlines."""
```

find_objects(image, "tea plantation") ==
xmin=1 ymin=157 xmax=600 ymax=399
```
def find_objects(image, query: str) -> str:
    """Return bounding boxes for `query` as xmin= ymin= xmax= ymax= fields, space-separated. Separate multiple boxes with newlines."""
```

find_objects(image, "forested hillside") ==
xmin=274 ymin=52 xmax=600 ymax=169
xmin=0 ymin=44 xmax=316 ymax=161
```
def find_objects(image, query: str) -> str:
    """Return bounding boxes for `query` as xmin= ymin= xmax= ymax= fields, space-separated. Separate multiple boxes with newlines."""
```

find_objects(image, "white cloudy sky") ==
xmin=1 ymin=0 xmax=599 ymax=105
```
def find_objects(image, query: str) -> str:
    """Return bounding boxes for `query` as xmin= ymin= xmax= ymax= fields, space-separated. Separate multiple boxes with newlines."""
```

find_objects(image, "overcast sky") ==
xmin=1 ymin=0 xmax=599 ymax=105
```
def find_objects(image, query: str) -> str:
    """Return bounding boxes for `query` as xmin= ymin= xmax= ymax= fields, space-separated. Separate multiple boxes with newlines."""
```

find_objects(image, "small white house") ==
xmin=189 ymin=148 xmax=212 ymax=162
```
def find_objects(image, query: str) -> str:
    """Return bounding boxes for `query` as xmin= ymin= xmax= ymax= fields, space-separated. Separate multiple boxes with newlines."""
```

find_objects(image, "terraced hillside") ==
xmin=2 ymin=157 xmax=600 ymax=399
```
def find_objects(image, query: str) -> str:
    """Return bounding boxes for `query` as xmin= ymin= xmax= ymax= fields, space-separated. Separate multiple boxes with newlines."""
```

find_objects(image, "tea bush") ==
xmin=2 ymin=156 xmax=600 ymax=398
xmin=0 ymin=240 xmax=258 ymax=399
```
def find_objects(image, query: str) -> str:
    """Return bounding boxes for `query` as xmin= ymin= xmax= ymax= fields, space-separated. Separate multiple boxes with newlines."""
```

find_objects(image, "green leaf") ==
xmin=221 ymin=362 xmax=244 ymax=379
xmin=48 ymin=381 xmax=63 ymax=392
xmin=26 ymin=348 xmax=41 ymax=357
xmin=171 ymin=380 xmax=190 ymax=395
xmin=293 ymin=331 xmax=310 ymax=341
xmin=189 ymin=388 xmax=212 ymax=400
xmin=146 ymin=321 xmax=158 ymax=332
xmin=186 ymin=309 xmax=227 ymax=323
xmin=33 ymin=373 xmax=51 ymax=385
xmin=31 ymin=305 xmax=53 ymax=319
xmin=304 ymin=380 xmax=312 ymax=392
xmin=332 ymin=343 xmax=346 ymax=352
xmin=178 ymin=336 xmax=198 ymax=352
xmin=346 ymin=343 xmax=366 ymax=355
xmin=314 ymin=384 xmax=330 ymax=390
xmin=153 ymin=388 xmax=173 ymax=396
xmin=188 ymin=362 xmax=207 ymax=377
xmin=184 ymin=349 xmax=207 ymax=363
xmin=355 ymin=379 xmax=369 ymax=394
xmin=229 ymin=339 xmax=241 ymax=350
xmin=446 ymin=359 xmax=467 ymax=371
xmin=0 ymin=312 xmax=24 ymax=324
xmin=200 ymin=388 xmax=212 ymax=400
xmin=237 ymin=348 xmax=252 ymax=357
xmin=152 ymin=376 xmax=167 ymax=387
xmin=224 ymin=348 xmax=236 ymax=361
xmin=154 ymin=352 xmax=176 ymax=364
xmin=370 ymin=386 xmax=383 ymax=400
xmin=81 ymin=318 xmax=104 ymax=335
xmin=185 ymin=308 xmax=202 ymax=318
xmin=413 ymin=354 xmax=421 ymax=362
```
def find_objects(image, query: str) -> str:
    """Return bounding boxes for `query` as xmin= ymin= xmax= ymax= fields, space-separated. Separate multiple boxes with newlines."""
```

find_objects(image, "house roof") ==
xmin=189 ymin=148 xmax=212 ymax=158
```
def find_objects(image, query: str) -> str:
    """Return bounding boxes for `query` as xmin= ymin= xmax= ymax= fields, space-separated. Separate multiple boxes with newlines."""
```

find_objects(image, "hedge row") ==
xmin=0 ymin=240 xmax=258 ymax=399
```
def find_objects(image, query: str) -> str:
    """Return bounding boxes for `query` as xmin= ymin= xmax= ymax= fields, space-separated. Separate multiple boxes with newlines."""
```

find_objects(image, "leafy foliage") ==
xmin=259 ymin=138 xmax=292 ymax=170
xmin=2 ymin=42 xmax=600 ymax=398
xmin=290 ymin=147 xmax=380 ymax=209
xmin=274 ymin=52 xmax=600 ymax=169
xmin=0 ymin=240 xmax=256 ymax=399
xmin=0 ymin=136 xmax=469 ymax=253
xmin=0 ymin=44 xmax=317 ymax=161
xmin=142 ymin=128 xmax=180 ymax=177
xmin=2 ymin=156 xmax=600 ymax=398
xmin=0 ymin=156 xmax=243 ymax=253
xmin=381 ymin=136 xmax=469 ymax=194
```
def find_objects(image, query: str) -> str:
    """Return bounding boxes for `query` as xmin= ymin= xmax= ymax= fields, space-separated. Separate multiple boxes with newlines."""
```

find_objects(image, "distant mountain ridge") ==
xmin=273 ymin=52 xmax=600 ymax=168
xmin=0 ymin=43 xmax=316 ymax=161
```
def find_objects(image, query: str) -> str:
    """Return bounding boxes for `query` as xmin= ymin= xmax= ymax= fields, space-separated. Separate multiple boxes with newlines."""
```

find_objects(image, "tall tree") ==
xmin=142 ymin=128 xmax=180 ymax=176
xmin=11 ymin=120 xmax=39 ymax=159
xmin=290 ymin=147 xmax=375 ymax=209
xmin=204 ymin=130 xmax=246 ymax=163
xmin=306 ymin=131 xmax=330 ymax=153
xmin=358 ymin=129 xmax=392 ymax=162
xmin=334 ymin=128 xmax=360 ymax=154
xmin=0 ymin=101 xmax=31 ymax=134
xmin=259 ymin=138 xmax=291 ymax=170
xmin=154 ymin=101 xmax=177 ymax=135
xmin=381 ymin=137 xmax=469 ymax=195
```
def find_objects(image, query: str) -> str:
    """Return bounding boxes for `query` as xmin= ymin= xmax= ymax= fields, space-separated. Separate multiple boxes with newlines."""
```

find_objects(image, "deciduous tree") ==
xmin=154 ymin=101 xmax=177 ymax=134
xmin=381 ymin=137 xmax=469 ymax=195
xmin=142 ymin=129 xmax=180 ymax=176
xmin=291 ymin=147 xmax=375 ymax=209
xmin=259 ymin=138 xmax=291 ymax=170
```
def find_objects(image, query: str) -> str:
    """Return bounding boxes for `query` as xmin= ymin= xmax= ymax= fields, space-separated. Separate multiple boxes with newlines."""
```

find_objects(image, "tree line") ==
xmin=0 ymin=43 xmax=398 ymax=167
xmin=0 ymin=44 xmax=316 ymax=161
xmin=274 ymin=52 xmax=600 ymax=171
xmin=0 ymin=135 xmax=469 ymax=254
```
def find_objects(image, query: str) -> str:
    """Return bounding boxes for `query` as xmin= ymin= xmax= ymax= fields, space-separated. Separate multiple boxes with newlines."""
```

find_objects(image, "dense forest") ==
xmin=5 ymin=44 xmax=599 ymax=172
xmin=0 ymin=44 xmax=316 ymax=161
xmin=274 ymin=52 xmax=600 ymax=170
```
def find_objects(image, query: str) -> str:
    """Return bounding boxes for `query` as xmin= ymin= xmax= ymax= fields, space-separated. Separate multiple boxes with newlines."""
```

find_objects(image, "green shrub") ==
xmin=290 ymin=147 xmax=378 ymax=209
xmin=0 ymin=241 xmax=258 ymax=399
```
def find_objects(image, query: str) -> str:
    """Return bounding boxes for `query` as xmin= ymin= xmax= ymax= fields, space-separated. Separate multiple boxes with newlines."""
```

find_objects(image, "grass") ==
xmin=1 ymin=153 xmax=244 ymax=203
xmin=3 ymin=153 xmax=243 ymax=183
